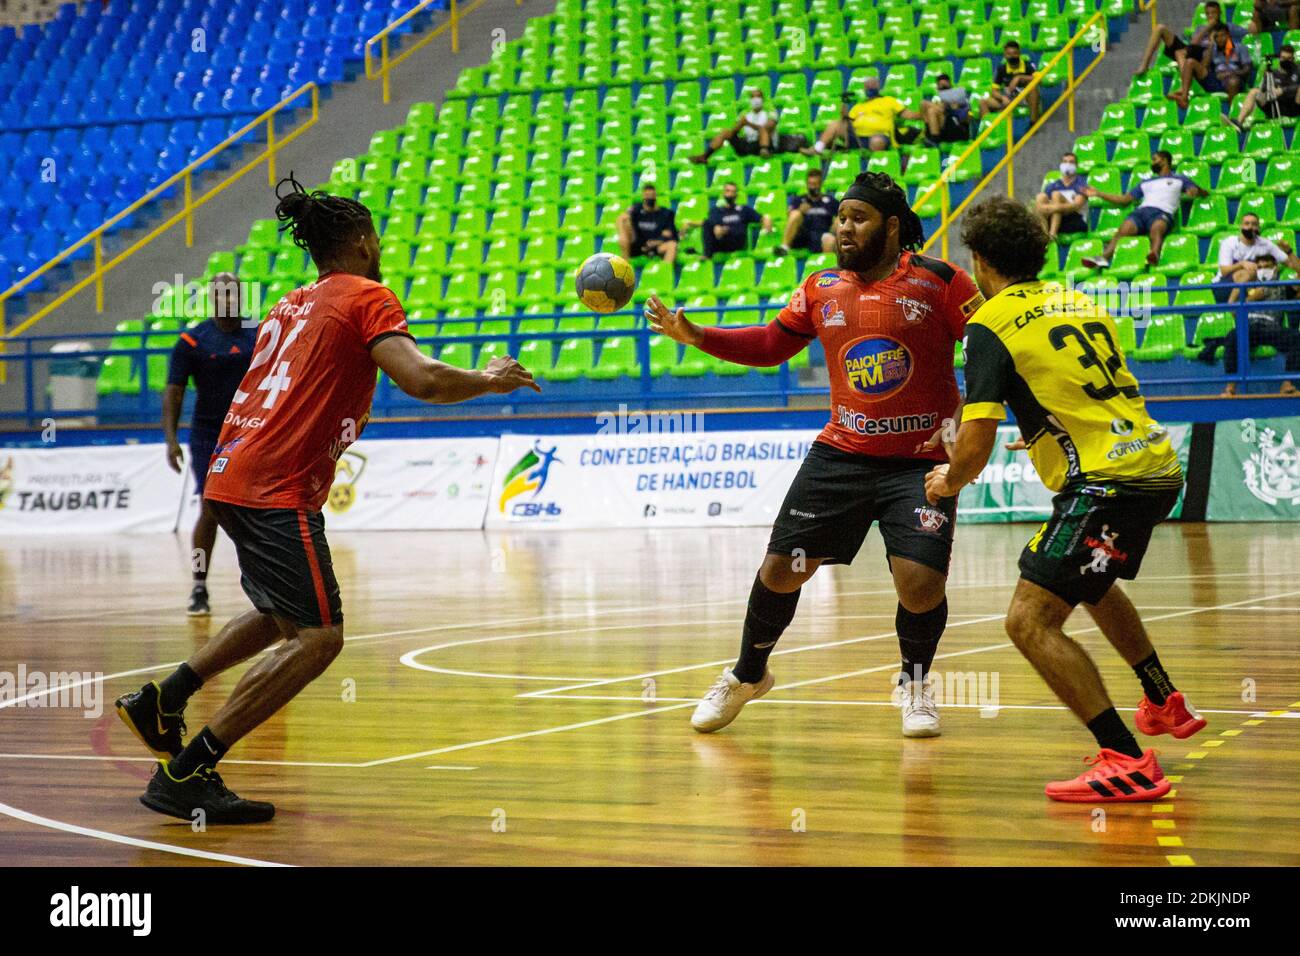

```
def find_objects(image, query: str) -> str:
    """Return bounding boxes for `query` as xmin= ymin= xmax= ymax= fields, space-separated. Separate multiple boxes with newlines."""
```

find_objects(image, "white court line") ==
xmin=0 ymin=752 xmax=477 ymax=770
xmin=0 ymin=800 xmax=290 ymax=867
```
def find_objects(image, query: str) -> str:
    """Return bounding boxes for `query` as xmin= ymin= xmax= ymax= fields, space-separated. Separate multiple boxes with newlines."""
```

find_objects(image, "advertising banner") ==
xmin=0 ymin=443 xmax=184 ymax=535
xmin=1207 ymin=416 xmax=1300 ymax=521
xmin=177 ymin=437 xmax=499 ymax=531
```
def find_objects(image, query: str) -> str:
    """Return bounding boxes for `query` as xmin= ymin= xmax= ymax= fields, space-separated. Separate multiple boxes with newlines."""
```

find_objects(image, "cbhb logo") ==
xmin=498 ymin=441 xmax=563 ymax=515
xmin=842 ymin=336 xmax=912 ymax=399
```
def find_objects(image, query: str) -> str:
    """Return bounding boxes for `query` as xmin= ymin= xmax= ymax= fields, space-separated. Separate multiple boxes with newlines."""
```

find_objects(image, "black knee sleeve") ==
xmin=897 ymin=598 xmax=948 ymax=682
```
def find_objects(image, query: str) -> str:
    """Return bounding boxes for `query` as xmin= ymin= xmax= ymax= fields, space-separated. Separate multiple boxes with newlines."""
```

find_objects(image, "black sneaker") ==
xmin=187 ymin=584 xmax=210 ymax=616
xmin=139 ymin=763 xmax=275 ymax=825
xmin=115 ymin=681 xmax=187 ymax=759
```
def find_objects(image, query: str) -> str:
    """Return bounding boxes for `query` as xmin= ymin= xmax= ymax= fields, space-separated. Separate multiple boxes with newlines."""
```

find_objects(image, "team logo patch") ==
xmin=820 ymin=301 xmax=846 ymax=326
xmin=210 ymin=457 xmax=228 ymax=474
xmin=1081 ymin=525 xmax=1128 ymax=575
xmin=896 ymin=296 xmax=932 ymax=324
xmin=815 ymin=272 xmax=843 ymax=288
xmin=914 ymin=506 xmax=949 ymax=533
xmin=960 ymin=292 xmax=986 ymax=317
xmin=842 ymin=336 xmax=913 ymax=398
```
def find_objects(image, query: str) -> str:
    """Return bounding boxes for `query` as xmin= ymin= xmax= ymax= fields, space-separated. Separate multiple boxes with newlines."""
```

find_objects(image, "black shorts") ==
xmin=732 ymin=137 xmax=763 ymax=156
xmin=189 ymin=430 xmax=219 ymax=495
xmin=206 ymin=499 xmax=342 ymax=628
xmin=629 ymin=237 xmax=673 ymax=258
xmin=1057 ymin=211 xmax=1089 ymax=234
xmin=1019 ymin=487 xmax=1180 ymax=608
xmin=936 ymin=112 xmax=970 ymax=143
xmin=767 ymin=441 xmax=957 ymax=574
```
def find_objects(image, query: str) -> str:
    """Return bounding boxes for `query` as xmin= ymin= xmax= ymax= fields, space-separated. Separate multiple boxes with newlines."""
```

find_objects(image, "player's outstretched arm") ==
xmin=924 ymin=417 xmax=1000 ymax=504
xmin=644 ymin=294 xmax=809 ymax=368
xmin=371 ymin=335 xmax=541 ymax=404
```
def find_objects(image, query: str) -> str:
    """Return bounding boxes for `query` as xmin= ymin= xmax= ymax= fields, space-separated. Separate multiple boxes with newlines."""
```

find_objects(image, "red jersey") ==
xmin=777 ymin=252 xmax=983 ymax=460
xmin=203 ymin=272 xmax=412 ymax=512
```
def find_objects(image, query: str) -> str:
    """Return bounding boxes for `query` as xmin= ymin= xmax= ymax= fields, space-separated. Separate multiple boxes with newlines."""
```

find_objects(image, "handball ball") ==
xmin=575 ymin=252 xmax=636 ymax=313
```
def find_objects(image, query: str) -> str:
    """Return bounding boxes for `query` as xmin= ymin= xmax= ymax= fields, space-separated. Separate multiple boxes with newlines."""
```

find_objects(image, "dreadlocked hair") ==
xmin=851 ymin=171 xmax=926 ymax=251
xmin=274 ymin=173 xmax=374 ymax=264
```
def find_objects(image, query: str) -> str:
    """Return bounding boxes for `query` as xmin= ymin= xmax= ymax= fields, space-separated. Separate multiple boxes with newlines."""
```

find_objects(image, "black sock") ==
xmin=167 ymin=726 xmax=227 ymax=779
xmin=1086 ymin=708 xmax=1143 ymax=759
xmin=896 ymin=598 xmax=948 ymax=685
xmin=734 ymin=574 xmax=801 ymax=684
xmin=157 ymin=662 xmax=202 ymax=713
xmin=193 ymin=571 xmax=207 ymax=586
xmin=1134 ymin=652 xmax=1176 ymax=706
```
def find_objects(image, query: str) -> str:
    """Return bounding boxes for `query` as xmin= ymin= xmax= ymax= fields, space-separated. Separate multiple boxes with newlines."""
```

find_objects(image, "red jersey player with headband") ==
xmin=646 ymin=171 xmax=984 ymax=740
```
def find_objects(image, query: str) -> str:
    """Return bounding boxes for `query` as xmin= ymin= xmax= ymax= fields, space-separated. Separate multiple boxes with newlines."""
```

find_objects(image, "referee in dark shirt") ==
xmin=163 ymin=272 xmax=255 ymax=616
xmin=616 ymin=183 xmax=679 ymax=265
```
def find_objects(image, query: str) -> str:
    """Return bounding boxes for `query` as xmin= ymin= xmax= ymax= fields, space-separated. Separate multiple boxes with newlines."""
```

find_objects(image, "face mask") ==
xmin=1258 ymin=267 xmax=1277 ymax=281
xmin=1242 ymin=228 xmax=1260 ymax=240
xmin=1007 ymin=56 xmax=1020 ymax=66
xmin=1060 ymin=162 xmax=1077 ymax=176
xmin=724 ymin=195 xmax=737 ymax=206
xmin=750 ymin=96 xmax=763 ymax=110
xmin=1150 ymin=162 xmax=1164 ymax=174
xmin=865 ymin=86 xmax=879 ymax=99
xmin=644 ymin=197 xmax=656 ymax=209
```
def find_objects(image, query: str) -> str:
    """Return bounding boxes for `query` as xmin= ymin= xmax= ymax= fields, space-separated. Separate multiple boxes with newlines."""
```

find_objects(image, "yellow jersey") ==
xmin=961 ymin=280 xmax=1183 ymax=494
xmin=848 ymin=96 xmax=904 ymax=142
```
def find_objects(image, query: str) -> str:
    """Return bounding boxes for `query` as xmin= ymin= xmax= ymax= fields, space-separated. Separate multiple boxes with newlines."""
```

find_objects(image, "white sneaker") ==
xmin=691 ymin=667 xmax=775 ymax=733
xmin=898 ymin=680 xmax=941 ymax=738
xmin=1080 ymin=255 xmax=1110 ymax=269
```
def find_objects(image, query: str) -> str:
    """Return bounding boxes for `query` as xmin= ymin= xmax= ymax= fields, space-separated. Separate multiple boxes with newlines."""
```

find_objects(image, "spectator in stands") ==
xmin=1253 ymin=0 xmax=1300 ymax=34
xmin=1080 ymin=150 xmax=1207 ymax=269
xmin=923 ymin=74 xmax=972 ymax=146
xmin=1169 ymin=22 xmax=1254 ymax=109
xmin=808 ymin=76 xmax=923 ymax=154
xmin=779 ymin=168 xmax=838 ymax=256
xmin=616 ymin=183 xmax=678 ymax=266
xmin=1228 ymin=44 xmax=1300 ymax=129
xmin=700 ymin=182 xmax=773 ymax=259
xmin=1134 ymin=1 xmax=1244 ymax=77
xmin=1035 ymin=151 xmax=1089 ymax=239
xmin=1214 ymin=213 xmax=1300 ymax=304
xmin=1220 ymin=276 xmax=1300 ymax=396
xmin=690 ymin=87 xmax=777 ymax=165
xmin=980 ymin=41 xmax=1040 ymax=123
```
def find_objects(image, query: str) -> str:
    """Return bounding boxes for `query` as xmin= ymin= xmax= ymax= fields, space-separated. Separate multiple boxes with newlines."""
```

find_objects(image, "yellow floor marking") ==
xmin=1220 ymin=730 xmax=1242 ymax=737
xmin=1242 ymin=719 xmax=1264 ymax=726
xmin=1202 ymin=739 xmax=1224 ymax=748
xmin=1152 ymin=803 xmax=1175 ymax=813
xmin=1167 ymin=774 xmax=1183 ymax=782
xmin=1157 ymin=836 xmax=1184 ymax=847
xmin=1268 ymin=710 xmax=1288 ymax=717
xmin=1152 ymin=819 xmax=1176 ymax=829
xmin=1166 ymin=854 xmax=1196 ymax=866
xmin=1185 ymin=751 xmax=1208 ymax=759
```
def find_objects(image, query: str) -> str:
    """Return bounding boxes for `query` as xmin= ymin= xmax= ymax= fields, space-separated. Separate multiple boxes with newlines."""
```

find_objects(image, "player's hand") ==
xmin=1005 ymin=438 xmax=1027 ymax=451
xmin=166 ymin=441 xmax=184 ymax=474
xmin=483 ymin=355 xmax=541 ymax=394
xmin=644 ymin=294 xmax=702 ymax=347
xmin=924 ymin=464 xmax=958 ymax=504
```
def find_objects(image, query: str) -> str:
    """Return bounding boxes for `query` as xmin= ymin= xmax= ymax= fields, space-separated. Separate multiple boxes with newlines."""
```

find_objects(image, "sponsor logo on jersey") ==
xmin=896 ymin=296 xmax=932 ymax=324
xmin=914 ymin=506 xmax=949 ymax=532
xmin=211 ymin=457 xmax=229 ymax=474
xmin=834 ymin=406 xmax=937 ymax=436
xmin=960 ymin=292 xmax=985 ymax=317
xmin=842 ymin=336 xmax=913 ymax=398
xmin=815 ymin=272 xmax=843 ymax=288
xmin=820 ymin=301 xmax=846 ymax=326
xmin=222 ymin=411 xmax=265 ymax=429
xmin=906 ymin=276 xmax=941 ymax=291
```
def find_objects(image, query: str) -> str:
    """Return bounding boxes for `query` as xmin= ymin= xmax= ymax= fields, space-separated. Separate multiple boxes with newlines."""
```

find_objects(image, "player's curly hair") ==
xmin=274 ymin=174 xmax=375 ymax=263
xmin=959 ymin=195 xmax=1050 ymax=282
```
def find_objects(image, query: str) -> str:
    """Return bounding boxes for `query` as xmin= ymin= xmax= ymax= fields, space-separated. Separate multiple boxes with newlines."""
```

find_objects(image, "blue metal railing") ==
xmin=3 ymin=281 xmax=1298 ymax=428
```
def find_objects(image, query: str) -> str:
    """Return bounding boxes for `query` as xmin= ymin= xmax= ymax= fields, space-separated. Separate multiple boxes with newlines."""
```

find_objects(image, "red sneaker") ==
xmin=1044 ymin=748 xmax=1171 ymax=803
xmin=1135 ymin=691 xmax=1207 ymax=739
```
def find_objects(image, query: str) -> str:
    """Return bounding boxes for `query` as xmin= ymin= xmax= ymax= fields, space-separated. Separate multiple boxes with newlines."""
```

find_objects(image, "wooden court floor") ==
xmin=1 ymin=521 xmax=1297 ymax=867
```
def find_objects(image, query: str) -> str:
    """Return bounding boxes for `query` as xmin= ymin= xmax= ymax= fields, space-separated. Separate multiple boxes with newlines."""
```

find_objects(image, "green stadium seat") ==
xmin=1198 ymin=127 xmax=1236 ymax=164
xmin=717 ymin=257 xmax=757 ymax=297
xmin=589 ymin=336 xmax=640 ymax=380
xmin=1098 ymin=103 xmax=1136 ymax=139
xmin=549 ymin=338 xmax=596 ymax=382
xmin=1215 ymin=157 xmax=1258 ymax=198
xmin=1132 ymin=315 xmax=1186 ymax=362
xmin=1155 ymin=234 xmax=1199 ymax=276
xmin=1183 ymin=196 xmax=1229 ymax=237
xmin=758 ymin=256 xmax=797 ymax=298
xmin=1244 ymin=123 xmax=1286 ymax=161
xmin=676 ymin=259 xmax=714 ymax=297
xmin=1109 ymin=237 xmax=1149 ymax=280
xmin=1111 ymin=133 xmax=1152 ymax=171
xmin=1235 ymin=190 xmax=1276 ymax=225
xmin=1264 ymin=155 xmax=1300 ymax=194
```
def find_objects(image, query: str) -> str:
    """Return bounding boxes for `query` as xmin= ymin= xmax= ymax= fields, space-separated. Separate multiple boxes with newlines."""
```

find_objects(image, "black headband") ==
xmin=841 ymin=181 xmax=909 ymax=220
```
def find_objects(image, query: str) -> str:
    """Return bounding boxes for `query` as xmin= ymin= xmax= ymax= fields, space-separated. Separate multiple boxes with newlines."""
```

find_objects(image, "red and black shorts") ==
xmin=206 ymin=499 xmax=342 ymax=628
